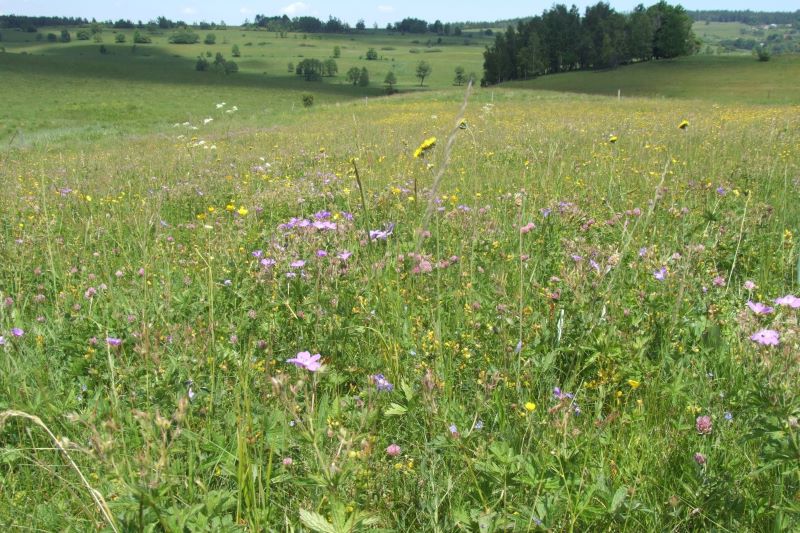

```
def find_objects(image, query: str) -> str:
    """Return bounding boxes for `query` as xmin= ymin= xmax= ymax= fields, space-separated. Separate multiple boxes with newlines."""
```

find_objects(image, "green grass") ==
xmin=506 ymin=54 xmax=800 ymax=104
xmin=0 ymin=24 xmax=799 ymax=532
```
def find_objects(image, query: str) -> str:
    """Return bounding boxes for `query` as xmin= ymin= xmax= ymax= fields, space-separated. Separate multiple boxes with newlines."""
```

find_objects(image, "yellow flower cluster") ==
xmin=413 ymin=137 xmax=437 ymax=158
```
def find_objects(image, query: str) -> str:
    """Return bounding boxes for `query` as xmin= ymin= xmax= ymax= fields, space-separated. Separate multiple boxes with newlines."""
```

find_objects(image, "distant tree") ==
xmin=384 ymin=70 xmax=397 ymax=93
xmin=346 ymin=66 xmax=361 ymax=85
xmin=287 ymin=61 xmax=294 ymax=72
xmin=365 ymin=47 xmax=378 ymax=60
xmin=169 ymin=31 xmax=199 ymax=44
xmin=755 ymin=44 xmax=771 ymax=61
xmin=60 ymin=30 xmax=71 ymax=42
xmin=204 ymin=33 xmax=216 ymax=44
xmin=323 ymin=58 xmax=338 ymax=76
xmin=648 ymin=1 xmax=695 ymax=58
xmin=358 ymin=67 xmax=370 ymax=86
xmin=231 ymin=44 xmax=241 ymax=57
xmin=194 ymin=56 xmax=211 ymax=72
xmin=415 ymin=60 xmax=432 ymax=85
xmin=224 ymin=60 xmax=239 ymax=74
xmin=115 ymin=33 xmax=126 ymax=43
xmin=453 ymin=66 xmax=466 ymax=85
xmin=356 ymin=19 xmax=366 ymax=31
xmin=46 ymin=33 xmax=58 ymax=42
xmin=296 ymin=58 xmax=324 ymax=81
xmin=333 ymin=45 xmax=341 ymax=58
xmin=76 ymin=30 xmax=91 ymax=40
xmin=133 ymin=31 xmax=151 ymax=44
xmin=90 ymin=22 xmax=102 ymax=34
xmin=99 ymin=44 xmax=108 ymax=54
xmin=214 ymin=52 xmax=225 ymax=66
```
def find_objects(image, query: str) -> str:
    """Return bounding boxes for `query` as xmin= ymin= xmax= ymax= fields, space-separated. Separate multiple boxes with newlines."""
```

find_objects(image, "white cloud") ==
xmin=182 ymin=6 xmax=197 ymax=15
xmin=377 ymin=5 xmax=394 ymax=12
xmin=239 ymin=6 xmax=253 ymax=14
xmin=281 ymin=2 xmax=311 ymax=15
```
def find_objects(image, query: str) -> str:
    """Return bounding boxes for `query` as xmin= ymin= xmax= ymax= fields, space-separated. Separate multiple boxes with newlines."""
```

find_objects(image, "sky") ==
xmin=0 ymin=0 xmax=797 ymax=26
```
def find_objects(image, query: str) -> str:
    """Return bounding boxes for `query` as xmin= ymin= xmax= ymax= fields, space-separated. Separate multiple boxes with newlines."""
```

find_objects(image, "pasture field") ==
xmin=1 ymin=26 xmax=799 ymax=532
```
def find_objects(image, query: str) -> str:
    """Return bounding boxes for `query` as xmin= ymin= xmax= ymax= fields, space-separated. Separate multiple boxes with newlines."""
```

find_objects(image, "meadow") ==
xmin=1 ymin=24 xmax=799 ymax=532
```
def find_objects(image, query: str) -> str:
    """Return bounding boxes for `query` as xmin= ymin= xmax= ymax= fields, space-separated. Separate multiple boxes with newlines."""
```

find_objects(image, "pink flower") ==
xmin=712 ymin=276 xmax=725 ymax=287
xmin=520 ymin=222 xmax=536 ymax=234
xmin=694 ymin=452 xmax=707 ymax=465
xmin=696 ymin=415 xmax=713 ymax=435
xmin=286 ymin=351 xmax=322 ymax=372
xmin=750 ymin=329 xmax=780 ymax=346
xmin=775 ymin=295 xmax=800 ymax=309
xmin=386 ymin=444 xmax=401 ymax=457
xmin=746 ymin=301 xmax=774 ymax=315
xmin=743 ymin=280 xmax=756 ymax=291
xmin=282 ymin=457 xmax=293 ymax=466
xmin=653 ymin=267 xmax=667 ymax=281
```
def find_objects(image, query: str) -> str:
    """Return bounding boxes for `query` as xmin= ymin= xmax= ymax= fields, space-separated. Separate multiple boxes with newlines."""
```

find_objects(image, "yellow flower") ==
xmin=237 ymin=206 xmax=249 ymax=216
xmin=413 ymin=136 xmax=437 ymax=158
xmin=524 ymin=401 xmax=536 ymax=412
xmin=627 ymin=379 xmax=640 ymax=389
xmin=678 ymin=119 xmax=689 ymax=130
xmin=608 ymin=135 xmax=618 ymax=143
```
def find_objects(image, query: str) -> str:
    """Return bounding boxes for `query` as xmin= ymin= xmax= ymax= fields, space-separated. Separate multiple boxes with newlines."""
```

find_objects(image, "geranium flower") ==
xmin=775 ymin=295 xmax=800 ymax=308
xmin=750 ymin=329 xmax=779 ymax=346
xmin=746 ymin=301 xmax=774 ymax=315
xmin=286 ymin=351 xmax=322 ymax=372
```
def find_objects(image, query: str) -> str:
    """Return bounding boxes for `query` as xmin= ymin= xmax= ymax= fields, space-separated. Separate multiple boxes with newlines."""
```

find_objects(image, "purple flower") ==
xmin=260 ymin=258 xmax=276 ymax=268
xmin=106 ymin=337 xmax=122 ymax=346
xmin=653 ymin=267 xmax=667 ymax=281
xmin=337 ymin=250 xmax=352 ymax=261
xmin=638 ymin=247 xmax=647 ymax=257
xmin=712 ymin=276 xmax=725 ymax=287
xmin=743 ymin=280 xmax=756 ymax=291
xmin=313 ymin=210 xmax=331 ymax=220
xmin=316 ymin=249 xmax=328 ymax=257
xmin=286 ymin=351 xmax=322 ymax=372
xmin=448 ymin=423 xmax=459 ymax=438
xmin=369 ymin=223 xmax=395 ymax=241
xmin=371 ymin=373 xmax=394 ymax=391
xmin=750 ymin=329 xmax=779 ymax=346
xmin=11 ymin=328 xmax=24 ymax=337
xmin=775 ymin=295 xmax=800 ymax=308
xmin=252 ymin=249 xmax=263 ymax=258
xmin=694 ymin=452 xmax=707 ymax=465
xmin=540 ymin=208 xmax=552 ymax=218
xmin=290 ymin=260 xmax=306 ymax=269
xmin=724 ymin=411 xmax=733 ymax=421
xmin=386 ymin=443 xmax=401 ymax=456
xmin=746 ymin=301 xmax=774 ymax=315
xmin=716 ymin=186 xmax=727 ymax=196
xmin=696 ymin=415 xmax=713 ymax=435
xmin=0 ymin=336 xmax=5 ymax=345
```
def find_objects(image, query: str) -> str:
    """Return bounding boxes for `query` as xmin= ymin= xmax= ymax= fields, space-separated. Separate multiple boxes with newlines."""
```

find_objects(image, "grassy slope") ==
xmin=506 ymin=54 xmax=800 ymax=104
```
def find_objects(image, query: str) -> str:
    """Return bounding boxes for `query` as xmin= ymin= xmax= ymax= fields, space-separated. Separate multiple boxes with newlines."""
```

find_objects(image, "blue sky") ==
xmin=1 ymin=0 xmax=797 ymax=25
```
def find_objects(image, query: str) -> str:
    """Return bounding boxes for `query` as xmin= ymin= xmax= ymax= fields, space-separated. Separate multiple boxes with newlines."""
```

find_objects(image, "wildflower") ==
xmin=369 ymin=223 xmax=395 ymax=241
xmin=746 ymin=301 xmax=774 ymax=315
xmin=712 ymin=276 xmax=725 ymax=287
xmin=0 ymin=336 xmax=5 ymax=345
xmin=524 ymin=401 xmax=537 ymax=412
xmin=290 ymin=260 xmax=306 ymax=269
xmin=520 ymin=222 xmax=536 ymax=234
xmin=716 ymin=186 xmax=727 ymax=196
xmin=473 ymin=419 xmax=484 ymax=430
xmin=653 ymin=267 xmax=667 ymax=281
xmin=775 ymin=295 xmax=800 ymax=308
xmin=286 ymin=351 xmax=322 ymax=372
xmin=678 ymin=119 xmax=689 ymax=130
xmin=252 ymin=249 xmax=263 ymax=258
xmin=316 ymin=250 xmax=328 ymax=257
xmin=638 ymin=247 xmax=647 ymax=257
xmin=282 ymin=457 xmax=293 ymax=466
xmin=627 ymin=379 xmax=640 ymax=389
xmin=386 ymin=444 xmax=401 ymax=457
xmin=106 ymin=337 xmax=122 ymax=346
xmin=84 ymin=287 xmax=97 ymax=299
xmin=237 ymin=206 xmax=248 ymax=216
xmin=448 ymin=424 xmax=459 ymax=438
xmin=260 ymin=258 xmax=276 ymax=268
xmin=11 ymin=328 xmax=24 ymax=337
xmin=750 ymin=329 xmax=779 ymax=346
xmin=696 ymin=415 xmax=713 ymax=435
xmin=743 ymin=280 xmax=756 ymax=291
xmin=413 ymin=137 xmax=437 ymax=158
xmin=608 ymin=134 xmax=618 ymax=143
xmin=337 ymin=250 xmax=352 ymax=261
xmin=724 ymin=411 xmax=733 ymax=421
xmin=694 ymin=452 xmax=707 ymax=465
xmin=371 ymin=373 xmax=394 ymax=392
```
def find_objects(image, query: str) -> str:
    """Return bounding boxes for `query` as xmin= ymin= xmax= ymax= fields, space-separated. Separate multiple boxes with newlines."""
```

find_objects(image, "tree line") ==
xmin=688 ymin=10 xmax=800 ymax=26
xmin=0 ymin=15 xmax=87 ymax=31
xmin=482 ymin=1 xmax=697 ymax=85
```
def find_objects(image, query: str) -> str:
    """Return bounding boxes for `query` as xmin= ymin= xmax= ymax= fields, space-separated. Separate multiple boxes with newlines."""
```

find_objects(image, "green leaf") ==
xmin=384 ymin=403 xmax=407 ymax=416
xmin=400 ymin=380 xmax=415 ymax=402
xmin=299 ymin=509 xmax=338 ymax=533
xmin=610 ymin=486 xmax=628 ymax=513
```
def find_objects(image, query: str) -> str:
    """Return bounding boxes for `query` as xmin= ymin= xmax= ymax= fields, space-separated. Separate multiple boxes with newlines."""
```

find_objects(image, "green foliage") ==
xmin=98 ymin=44 xmax=107 ymax=54
xmin=322 ymin=58 xmax=338 ymax=77
xmin=357 ymin=66 xmax=369 ymax=86
xmin=296 ymin=58 xmax=324 ymax=81
xmin=59 ymin=30 xmax=70 ymax=43
xmin=76 ymin=30 xmax=91 ymax=41
xmin=204 ymin=33 xmax=216 ymax=45
xmin=133 ymin=31 xmax=151 ymax=44
xmin=453 ymin=65 xmax=466 ymax=86
xmin=384 ymin=70 xmax=397 ymax=93
xmin=169 ymin=31 xmax=199 ymax=44
xmin=114 ymin=33 xmax=126 ymax=43
xmin=287 ymin=61 xmax=294 ymax=73
xmin=223 ymin=60 xmax=239 ymax=74
xmin=333 ymin=45 xmax=341 ymax=58
xmin=755 ymin=45 xmax=771 ymax=62
xmin=301 ymin=92 xmax=314 ymax=107
xmin=365 ymin=47 xmax=378 ymax=60
xmin=195 ymin=56 xmax=210 ymax=71
xmin=415 ymin=60 xmax=432 ymax=85
xmin=346 ymin=66 xmax=361 ymax=85
xmin=231 ymin=44 xmax=241 ymax=57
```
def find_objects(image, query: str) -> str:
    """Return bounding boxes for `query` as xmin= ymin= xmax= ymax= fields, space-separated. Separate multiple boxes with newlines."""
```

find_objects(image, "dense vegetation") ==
xmin=688 ymin=10 xmax=800 ymax=25
xmin=482 ymin=1 xmax=696 ymax=84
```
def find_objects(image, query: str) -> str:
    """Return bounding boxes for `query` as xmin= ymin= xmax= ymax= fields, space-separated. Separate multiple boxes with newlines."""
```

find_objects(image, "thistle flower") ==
xmin=693 ymin=452 xmax=707 ymax=465
xmin=696 ymin=415 xmax=712 ymax=435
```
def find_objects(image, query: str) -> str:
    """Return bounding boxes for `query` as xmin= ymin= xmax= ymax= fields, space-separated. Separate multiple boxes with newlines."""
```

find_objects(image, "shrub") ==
xmin=755 ymin=45 xmax=771 ymax=62
xmin=76 ymin=30 xmax=91 ymax=41
xmin=46 ymin=33 xmax=58 ymax=42
xmin=333 ymin=45 xmax=341 ymax=58
xmin=232 ymin=44 xmax=241 ymax=57
xmin=115 ymin=33 xmax=126 ymax=43
xmin=169 ymin=31 xmax=199 ymax=44
xmin=196 ymin=56 xmax=210 ymax=71
xmin=224 ymin=60 xmax=239 ymax=74
xmin=365 ymin=47 xmax=378 ymax=60
xmin=301 ymin=93 xmax=314 ymax=107
xmin=60 ymin=30 xmax=71 ymax=42
xmin=287 ymin=62 xmax=294 ymax=73
xmin=384 ymin=71 xmax=397 ymax=93
xmin=346 ymin=66 xmax=361 ymax=85
xmin=296 ymin=58 xmax=323 ymax=81
xmin=323 ymin=58 xmax=338 ymax=77
xmin=99 ymin=44 xmax=108 ymax=54
xmin=204 ymin=33 xmax=216 ymax=45
xmin=358 ymin=67 xmax=369 ymax=87
xmin=133 ymin=32 xmax=151 ymax=44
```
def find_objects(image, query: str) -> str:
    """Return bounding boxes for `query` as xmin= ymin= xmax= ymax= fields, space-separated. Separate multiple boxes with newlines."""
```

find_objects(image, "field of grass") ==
xmin=1 ymin=22 xmax=799 ymax=532
xmin=507 ymin=54 xmax=800 ymax=104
